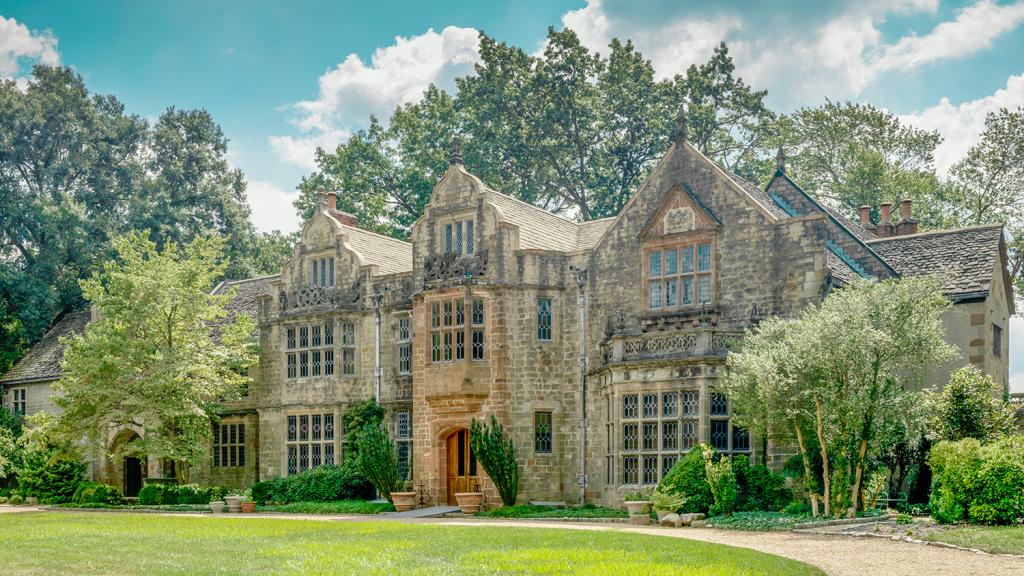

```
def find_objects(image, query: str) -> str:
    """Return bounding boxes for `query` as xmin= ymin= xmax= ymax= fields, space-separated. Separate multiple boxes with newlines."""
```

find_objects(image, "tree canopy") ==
xmin=55 ymin=232 xmax=256 ymax=483
xmin=722 ymin=276 xmax=956 ymax=517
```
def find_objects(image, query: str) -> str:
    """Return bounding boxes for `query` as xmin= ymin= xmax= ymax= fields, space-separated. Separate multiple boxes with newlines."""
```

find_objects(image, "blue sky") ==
xmin=2 ymin=0 xmax=1023 ymax=388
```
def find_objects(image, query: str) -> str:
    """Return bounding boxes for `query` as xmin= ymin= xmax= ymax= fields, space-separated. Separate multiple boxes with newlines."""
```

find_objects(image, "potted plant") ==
xmin=240 ymin=489 xmax=256 ymax=513
xmin=391 ymin=481 xmax=418 ymax=513
xmin=623 ymin=488 xmax=652 ymax=516
xmin=454 ymin=491 xmax=485 ymax=514
xmin=651 ymin=488 xmax=687 ymax=522
xmin=224 ymin=491 xmax=243 ymax=513
xmin=209 ymin=499 xmax=226 ymax=513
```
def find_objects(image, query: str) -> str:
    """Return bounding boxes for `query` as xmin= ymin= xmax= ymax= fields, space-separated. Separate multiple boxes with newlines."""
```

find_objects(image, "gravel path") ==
xmin=437 ymin=519 xmax=1024 ymax=576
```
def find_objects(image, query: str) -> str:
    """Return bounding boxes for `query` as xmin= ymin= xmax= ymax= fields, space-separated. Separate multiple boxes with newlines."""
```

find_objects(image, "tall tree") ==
xmin=679 ymin=42 xmax=775 ymax=178
xmin=56 ymin=232 xmax=256 ymax=483
xmin=947 ymin=107 xmax=1024 ymax=287
xmin=776 ymin=101 xmax=947 ymax=228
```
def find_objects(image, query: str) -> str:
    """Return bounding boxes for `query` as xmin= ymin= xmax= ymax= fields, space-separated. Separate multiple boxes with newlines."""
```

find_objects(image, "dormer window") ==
xmin=309 ymin=256 xmax=335 ymax=288
xmin=646 ymin=241 xmax=714 ymax=311
xmin=444 ymin=220 xmax=474 ymax=256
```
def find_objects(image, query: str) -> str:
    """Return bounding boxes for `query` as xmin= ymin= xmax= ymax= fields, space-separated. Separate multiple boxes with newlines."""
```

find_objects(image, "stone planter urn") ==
xmin=240 ymin=501 xmax=257 ymax=513
xmin=224 ymin=496 xmax=242 ymax=513
xmin=624 ymin=500 xmax=651 ymax=516
xmin=454 ymin=492 xmax=485 ymax=514
xmin=655 ymin=508 xmax=674 ymax=522
xmin=209 ymin=501 xmax=226 ymax=513
xmin=25 ymin=496 xmax=39 ymax=506
xmin=391 ymin=492 xmax=418 ymax=513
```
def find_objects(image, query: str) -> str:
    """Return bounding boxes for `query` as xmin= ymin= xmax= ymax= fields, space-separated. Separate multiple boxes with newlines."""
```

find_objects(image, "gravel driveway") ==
xmin=439 ymin=519 xmax=1024 ymax=576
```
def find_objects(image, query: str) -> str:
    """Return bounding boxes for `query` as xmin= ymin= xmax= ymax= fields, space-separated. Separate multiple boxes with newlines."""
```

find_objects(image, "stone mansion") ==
xmin=1 ymin=117 xmax=1012 ymax=506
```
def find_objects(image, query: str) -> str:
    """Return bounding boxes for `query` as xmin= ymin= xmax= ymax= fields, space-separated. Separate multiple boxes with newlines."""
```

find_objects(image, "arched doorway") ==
xmin=109 ymin=429 xmax=144 ymax=498
xmin=445 ymin=428 xmax=477 ymax=505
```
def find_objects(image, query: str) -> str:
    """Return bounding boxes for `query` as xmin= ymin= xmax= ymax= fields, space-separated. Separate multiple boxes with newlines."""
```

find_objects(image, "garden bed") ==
xmin=704 ymin=512 xmax=812 ymax=531
xmin=48 ymin=503 xmax=212 ymax=513
xmin=475 ymin=504 xmax=627 ymax=519
xmin=256 ymin=500 xmax=393 ymax=515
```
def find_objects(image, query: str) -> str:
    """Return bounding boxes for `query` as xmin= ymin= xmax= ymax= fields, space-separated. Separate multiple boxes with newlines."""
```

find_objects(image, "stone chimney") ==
xmin=895 ymin=198 xmax=918 ymax=236
xmin=875 ymin=202 xmax=895 ymax=238
xmin=859 ymin=205 xmax=873 ymax=230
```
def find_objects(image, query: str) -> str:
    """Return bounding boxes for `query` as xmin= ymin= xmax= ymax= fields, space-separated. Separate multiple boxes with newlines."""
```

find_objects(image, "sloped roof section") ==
xmin=211 ymin=275 xmax=279 ymax=329
xmin=577 ymin=217 xmax=615 ymax=250
xmin=487 ymin=191 xmax=582 ymax=252
xmin=726 ymin=172 xmax=790 ymax=219
xmin=335 ymin=222 xmax=413 ymax=275
xmin=1 ymin=310 xmax=90 ymax=385
xmin=868 ymin=225 xmax=1003 ymax=300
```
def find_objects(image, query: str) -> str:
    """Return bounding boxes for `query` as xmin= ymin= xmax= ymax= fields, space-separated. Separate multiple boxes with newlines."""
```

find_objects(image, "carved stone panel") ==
xmin=663 ymin=207 xmax=695 ymax=234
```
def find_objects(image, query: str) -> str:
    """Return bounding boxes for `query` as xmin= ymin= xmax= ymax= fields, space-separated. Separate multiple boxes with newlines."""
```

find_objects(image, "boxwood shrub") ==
xmin=657 ymin=449 xmax=713 ymax=514
xmin=137 ymin=483 xmax=228 ymax=505
xmin=72 ymin=482 xmax=123 ymax=505
xmin=733 ymin=455 xmax=792 ymax=512
xmin=929 ymin=436 xmax=1024 ymax=525
xmin=249 ymin=463 xmax=372 ymax=504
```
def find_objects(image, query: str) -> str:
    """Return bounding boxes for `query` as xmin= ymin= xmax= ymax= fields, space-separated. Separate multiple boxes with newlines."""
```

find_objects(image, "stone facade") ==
xmin=1 ymin=124 xmax=1013 ymax=507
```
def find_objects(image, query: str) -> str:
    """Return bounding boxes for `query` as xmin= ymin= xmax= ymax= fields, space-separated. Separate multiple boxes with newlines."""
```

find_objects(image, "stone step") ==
xmin=386 ymin=505 xmax=461 ymax=519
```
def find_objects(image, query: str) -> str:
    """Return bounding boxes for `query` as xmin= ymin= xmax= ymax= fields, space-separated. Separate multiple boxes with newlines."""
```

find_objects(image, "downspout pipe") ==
xmin=571 ymin=266 xmax=589 ymax=505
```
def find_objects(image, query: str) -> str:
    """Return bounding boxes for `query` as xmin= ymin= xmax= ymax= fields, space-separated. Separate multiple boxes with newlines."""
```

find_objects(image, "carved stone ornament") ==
xmin=663 ymin=207 xmax=695 ymax=234
xmin=283 ymin=278 xmax=363 ymax=313
xmin=422 ymin=248 xmax=489 ymax=287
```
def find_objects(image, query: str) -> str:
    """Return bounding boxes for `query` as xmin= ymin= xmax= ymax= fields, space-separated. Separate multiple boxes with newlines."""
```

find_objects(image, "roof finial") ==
xmin=775 ymin=145 xmax=786 ymax=174
xmin=449 ymin=135 xmax=463 ymax=166
xmin=673 ymin=102 xmax=687 ymax=145
xmin=315 ymin=188 xmax=328 ymax=208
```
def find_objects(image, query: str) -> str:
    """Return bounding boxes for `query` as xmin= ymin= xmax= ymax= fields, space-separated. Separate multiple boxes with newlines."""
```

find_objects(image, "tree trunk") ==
xmin=848 ymin=438 xmax=868 ymax=518
xmin=814 ymin=396 xmax=831 ymax=517
xmin=175 ymin=460 xmax=190 ymax=485
xmin=793 ymin=423 xmax=819 ymax=517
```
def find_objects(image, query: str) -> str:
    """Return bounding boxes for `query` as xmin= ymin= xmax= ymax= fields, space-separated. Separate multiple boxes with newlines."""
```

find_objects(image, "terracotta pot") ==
xmin=209 ymin=501 xmax=226 ymax=513
xmin=624 ymin=500 xmax=651 ymax=515
xmin=240 ymin=501 xmax=257 ymax=513
xmin=454 ymin=492 xmax=485 ymax=514
xmin=224 ymin=496 xmax=242 ymax=513
xmin=391 ymin=491 xmax=418 ymax=512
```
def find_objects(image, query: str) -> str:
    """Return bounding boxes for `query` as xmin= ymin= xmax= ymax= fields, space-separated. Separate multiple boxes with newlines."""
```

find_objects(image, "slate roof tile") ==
xmin=0 ymin=311 xmax=89 ymax=385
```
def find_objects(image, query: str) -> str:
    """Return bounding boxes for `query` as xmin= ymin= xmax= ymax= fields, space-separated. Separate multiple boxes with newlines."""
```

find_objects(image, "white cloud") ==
xmin=246 ymin=180 xmax=301 ymax=234
xmin=900 ymin=74 xmax=1024 ymax=175
xmin=0 ymin=15 xmax=59 ymax=79
xmin=875 ymin=0 xmax=1024 ymax=73
xmin=556 ymin=1 xmax=1024 ymax=107
xmin=271 ymin=26 xmax=480 ymax=169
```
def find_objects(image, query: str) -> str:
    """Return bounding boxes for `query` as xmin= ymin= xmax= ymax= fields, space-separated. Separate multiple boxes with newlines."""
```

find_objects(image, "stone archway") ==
xmin=107 ymin=429 xmax=144 ymax=497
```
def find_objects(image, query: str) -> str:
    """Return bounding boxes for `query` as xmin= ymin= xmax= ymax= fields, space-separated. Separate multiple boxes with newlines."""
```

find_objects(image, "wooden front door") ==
xmin=445 ymin=429 xmax=477 ymax=505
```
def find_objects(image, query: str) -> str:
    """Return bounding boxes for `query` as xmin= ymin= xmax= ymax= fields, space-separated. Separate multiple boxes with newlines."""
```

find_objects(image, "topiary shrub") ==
xmin=470 ymin=415 xmax=520 ymax=506
xmin=137 ymin=483 xmax=162 ymax=505
xmin=355 ymin=423 xmax=401 ymax=502
xmin=733 ymin=455 xmax=792 ymax=512
xmin=658 ymin=449 xmax=713 ymax=514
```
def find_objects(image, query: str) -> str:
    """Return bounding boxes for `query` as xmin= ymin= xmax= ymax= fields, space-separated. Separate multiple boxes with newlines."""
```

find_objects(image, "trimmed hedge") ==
xmin=658 ymin=449 xmax=714 ymax=514
xmin=733 ymin=455 xmax=792 ymax=512
xmin=72 ymin=482 xmax=123 ymax=505
xmin=138 ymin=483 xmax=227 ymax=505
xmin=249 ymin=463 xmax=372 ymax=504
xmin=930 ymin=436 xmax=1024 ymax=525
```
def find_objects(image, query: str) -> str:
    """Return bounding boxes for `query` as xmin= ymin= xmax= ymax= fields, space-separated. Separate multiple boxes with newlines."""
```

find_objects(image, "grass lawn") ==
xmin=475 ymin=504 xmax=627 ymax=519
xmin=257 ymin=500 xmax=393 ymax=514
xmin=924 ymin=525 xmax=1024 ymax=555
xmin=0 ymin=512 xmax=823 ymax=575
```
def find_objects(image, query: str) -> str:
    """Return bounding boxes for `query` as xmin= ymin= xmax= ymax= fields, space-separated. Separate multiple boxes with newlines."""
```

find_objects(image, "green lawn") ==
xmin=924 ymin=525 xmax=1024 ymax=555
xmin=0 ymin=512 xmax=823 ymax=575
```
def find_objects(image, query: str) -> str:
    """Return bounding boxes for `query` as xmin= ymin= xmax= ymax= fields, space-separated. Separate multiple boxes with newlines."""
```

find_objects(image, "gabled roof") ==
xmin=328 ymin=215 xmax=412 ymax=275
xmin=486 ymin=189 xmax=617 ymax=252
xmin=0 ymin=311 xmax=90 ymax=385
xmin=867 ymin=225 xmax=1005 ymax=301
xmin=726 ymin=172 xmax=790 ymax=219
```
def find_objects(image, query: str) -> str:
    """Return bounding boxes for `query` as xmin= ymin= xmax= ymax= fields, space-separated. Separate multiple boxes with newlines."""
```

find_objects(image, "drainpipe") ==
xmin=370 ymin=292 xmax=385 ymax=403
xmin=571 ymin=266 xmax=589 ymax=505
